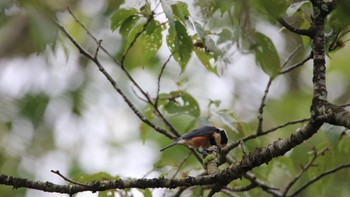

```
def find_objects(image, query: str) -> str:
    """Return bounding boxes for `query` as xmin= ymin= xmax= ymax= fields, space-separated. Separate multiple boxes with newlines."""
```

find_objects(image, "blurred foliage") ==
xmin=1 ymin=0 xmax=350 ymax=197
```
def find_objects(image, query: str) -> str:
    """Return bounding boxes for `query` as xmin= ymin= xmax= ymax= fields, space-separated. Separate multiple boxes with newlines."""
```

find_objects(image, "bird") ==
xmin=160 ymin=125 xmax=228 ymax=153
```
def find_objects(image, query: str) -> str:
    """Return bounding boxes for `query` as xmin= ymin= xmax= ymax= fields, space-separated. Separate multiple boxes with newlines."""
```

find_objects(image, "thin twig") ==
xmin=131 ymin=87 xmax=148 ymax=103
xmin=257 ymin=77 xmax=273 ymax=133
xmin=225 ymin=156 xmax=282 ymax=196
xmin=278 ymin=18 xmax=314 ymax=37
xmin=66 ymin=7 xmax=180 ymax=137
xmin=120 ymin=17 xmax=153 ymax=65
xmin=51 ymin=170 xmax=89 ymax=187
xmin=289 ymin=163 xmax=350 ymax=197
xmin=283 ymin=144 xmax=332 ymax=196
xmin=243 ymin=173 xmax=282 ymax=196
xmin=155 ymin=54 xmax=172 ymax=107
xmin=279 ymin=52 xmax=313 ymax=74
xmin=223 ymin=117 xmax=309 ymax=154
xmin=56 ymin=22 xmax=175 ymax=139
xmin=172 ymin=152 xmax=192 ymax=178
xmin=281 ymin=44 xmax=303 ymax=70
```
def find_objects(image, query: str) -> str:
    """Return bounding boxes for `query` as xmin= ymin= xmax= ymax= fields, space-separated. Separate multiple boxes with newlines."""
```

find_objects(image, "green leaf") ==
xmin=194 ymin=21 xmax=206 ymax=41
xmin=119 ymin=15 xmax=140 ymax=37
xmin=140 ymin=1 xmax=152 ymax=18
xmin=323 ymin=123 xmax=344 ymax=145
xmin=218 ymin=28 xmax=233 ymax=44
xmin=167 ymin=21 xmax=193 ymax=71
xmin=215 ymin=110 xmax=237 ymax=132
xmin=143 ymin=188 xmax=152 ymax=197
xmin=171 ymin=1 xmax=190 ymax=23
xmin=162 ymin=90 xmax=200 ymax=117
xmin=255 ymin=0 xmax=288 ymax=19
xmin=193 ymin=46 xmax=217 ymax=75
xmin=286 ymin=1 xmax=310 ymax=17
xmin=254 ymin=32 xmax=280 ymax=77
xmin=161 ymin=0 xmax=175 ymax=28
xmin=215 ymin=0 xmax=234 ymax=16
xmin=111 ymin=8 xmax=138 ymax=31
xmin=123 ymin=19 xmax=162 ymax=68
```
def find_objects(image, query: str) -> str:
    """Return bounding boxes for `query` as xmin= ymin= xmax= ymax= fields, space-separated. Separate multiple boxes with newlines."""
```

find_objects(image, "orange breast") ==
xmin=188 ymin=136 xmax=211 ymax=149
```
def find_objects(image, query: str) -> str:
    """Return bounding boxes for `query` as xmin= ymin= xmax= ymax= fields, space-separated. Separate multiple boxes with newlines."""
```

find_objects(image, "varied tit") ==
xmin=160 ymin=126 xmax=228 ymax=153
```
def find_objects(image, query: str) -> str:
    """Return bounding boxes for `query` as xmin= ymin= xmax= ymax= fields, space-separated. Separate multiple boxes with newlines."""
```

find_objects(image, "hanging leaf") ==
xmin=218 ymin=28 xmax=233 ymax=44
xmin=162 ymin=90 xmax=200 ymax=117
xmin=119 ymin=15 xmax=141 ymax=37
xmin=194 ymin=46 xmax=218 ymax=75
xmin=286 ymin=1 xmax=310 ymax=17
xmin=167 ymin=21 xmax=193 ymax=71
xmin=110 ymin=8 xmax=138 ymax=31
xmin=171 ymin=1 xmax=190 ymax=23
xmin=140 ymin=1 xmax=152 ymax=18
xmin=123 ymin=19 xmax=162 ymax=68
xmin=160 ymin=0 xmax=175 ymax=28
xmin=322 ymin=123 xmax=344 ymax=145
xmin=193 ymin=21 xmax=206 ymax=41
xmin=254 ymin=32 xmax=280 ymax=77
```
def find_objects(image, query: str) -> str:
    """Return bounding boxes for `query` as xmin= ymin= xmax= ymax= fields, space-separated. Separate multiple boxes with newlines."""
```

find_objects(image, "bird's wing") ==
xmin=180 ymin=126 xmax=217 ymax=140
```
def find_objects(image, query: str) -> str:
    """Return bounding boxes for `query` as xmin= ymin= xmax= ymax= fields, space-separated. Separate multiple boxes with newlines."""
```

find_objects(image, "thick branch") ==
xmin=323 ymin=103 xmax=350 ymax=129
xmin=310 ymin=0 xmax=333 ymax=102
xmin=0 ymin=119 xmax=322 ymax=194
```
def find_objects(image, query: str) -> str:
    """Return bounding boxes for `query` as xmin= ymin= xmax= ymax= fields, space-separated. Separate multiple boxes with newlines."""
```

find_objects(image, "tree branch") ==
xmin=278 ymin=18 xmax=314 ymax=37
xmin=222 ymin=117 xmax=309 ymax=154
xmin=55 ymin=22 xmax=175 ymax=140
xmin=310 ymin=0 xmax=328 ymax=102
xmin=256 ymin=77 xmax=273 ymax=133
xmin=279 ymin=52 xmax=313 ymax=75
xmin=289 ymin=163 xmax=350 ymax=197
xmin=0 ymin=119 xmax=323 ymax=194
xmin=283 ymin=145 xmax=332 ymax=196
xmin=66 ymin=8 xmax=181 ymax=138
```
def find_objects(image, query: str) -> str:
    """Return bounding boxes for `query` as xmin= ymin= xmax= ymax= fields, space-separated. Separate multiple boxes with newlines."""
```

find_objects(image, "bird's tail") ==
xmin=160 ymin=142 xmax=177 ymax=151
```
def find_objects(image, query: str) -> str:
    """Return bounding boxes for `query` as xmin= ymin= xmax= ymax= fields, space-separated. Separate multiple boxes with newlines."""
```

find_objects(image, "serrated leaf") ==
xmin=322 ymin=123 xmax=344 ymax=145
xmin=171 ymin=1 xmax=189 ymax=23
xmin=161 ymin=0 xmax=174 ymax=28
xmin=204 ymin=36 xmax=222 ymax=56
xmin=140 ymin=2 xmax=152 ymax=18
xmin=194 ymin=46 xmax=217 ymax=75
xmin=194 ymin=21 xmax=206 ymax=41
xmin=216 ymin=0 xmax=234 ymax=16
xmin=254 ymin=32 xmax=280 ymax=77
xmin=111 ymin=8 xmax=138 ymax=31
xmin=119 ymin=15 xmax=140 ymax=37
xmin=286 ymin=1 xmax=309 ymax=17
xmin=215 ymin=110 xmax=237 ymax=132
xmin=255 ymin=0 xmax=288 ymax=18
xmin=218 ymin=28 xmax=233 ymax=44
xmin=167 ymin=21 xmax=193 ymax=71
xmin=163 ymin=90 xmax=200 ymax=117
xmin=123 ymin=19 xmax=162 ymax=68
